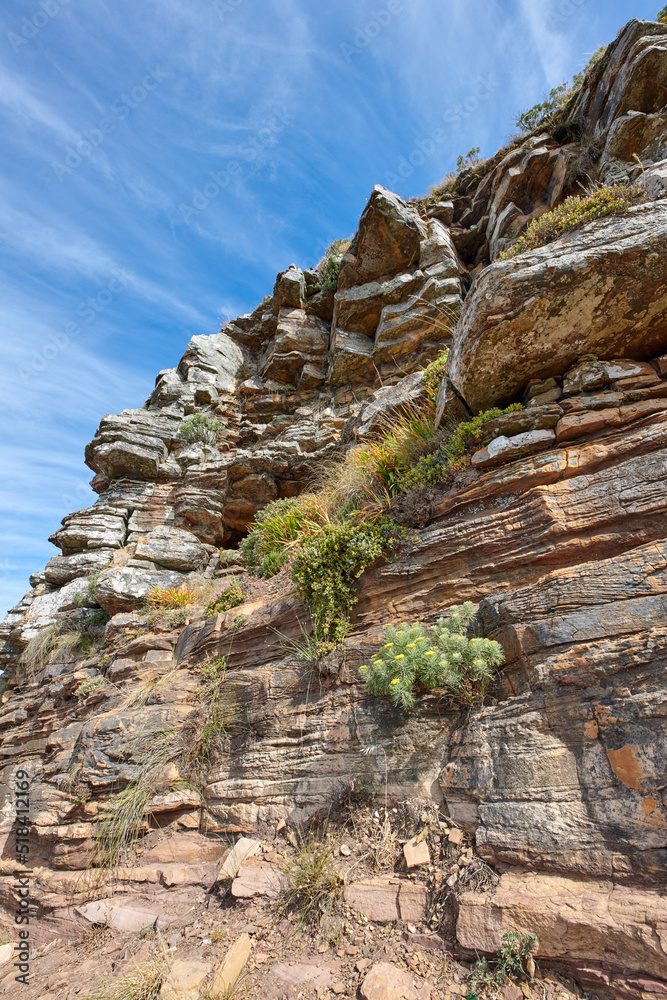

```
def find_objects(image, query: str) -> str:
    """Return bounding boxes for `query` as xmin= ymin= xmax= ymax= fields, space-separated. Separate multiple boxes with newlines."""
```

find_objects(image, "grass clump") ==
xmin=83 ymin=954 xmax=168 ymax=1000
xmin=97 ymin=659 xmax=238 ymax=871
xmin=360 ymin=603 xmax=505 ymax=711
xmin=72 ymin=573 xmax=100 ymax=608
xmin=146 ymin=584 xmax=198 ymax=608
xmin=205 ymin=580 xmax=248 ymax=618
xmin=316 ymin=238 xmax=351 ymax=293
xmin=18 ymin=611 xmax=109 ymax=679
xmin=291 ymin=517 xmax=402 ymax=644
xmin=499 ymin=184 xmax=646 ymax=260
xmin=280 ymin=828 xmax=341 ymax=929
xmin=421 ymin=348 xmax=449 ymax=399
xmin=239 ymin=495 xmax=332 ymax=578
xmin=179 ymin=413 xmax=225 ymax=446
xmin=401 ymin=404 xmax=523 ymax=489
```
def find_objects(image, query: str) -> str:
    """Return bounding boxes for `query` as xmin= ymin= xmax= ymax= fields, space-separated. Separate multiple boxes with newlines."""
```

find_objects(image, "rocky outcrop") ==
xmin=448 ymin=203 xmax=667 ymax=412
xmin=2 ymin=17 xmax=667 ymax=999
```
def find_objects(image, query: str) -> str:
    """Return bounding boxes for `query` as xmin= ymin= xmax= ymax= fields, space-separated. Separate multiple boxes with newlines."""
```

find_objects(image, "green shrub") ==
xmin=360 ymin=603 xmax=504 ymax=710
xmin=456 ymin=146 xmax=483 ymax=172
xmin=75 ymin=675 xmax=108 ymax=701
xmin=421 ymin=348 xmax=450 ymax=399
xmin=205 ymin=580 xmax=248 ymax=617
xmin=179 ymin=412 xmax=225 ymax=445
xmin=290 ymin=517 xmax=403 ymax=644
xmin=659 ymin=6 xmax=667 ymax=24
xmin=401 ymin=404 xmax=523 ymax=490
xmin=321 ymin=256 xmax=341 ymax=293
xmin=514 ymin=82 xmax=571 ymax=135
xmin=240 ymin=495 xmax=331 ymax=578
xmin=499 ymin=184 xmax=645 ymax=260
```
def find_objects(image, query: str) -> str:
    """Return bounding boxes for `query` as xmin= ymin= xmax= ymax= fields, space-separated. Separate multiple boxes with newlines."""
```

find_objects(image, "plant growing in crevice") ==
xmin=205 ymin=580 xmax=248 ymax=617
xmin=659 ymin=5 xmax=667 ymax=24
xmin=279 ymin=827 xmax=341 ymax=929
xmin=421 ymin=348 xmax=450 ymax=399
xmin=179 ymin=412 xmax=225 ymax=446
xmin=96 ymin=658 xmax=239 ymax=871
xmin=401 ymin=404 xmax=523 ymax=490
xmin=75 ymin=675 xmax=108 ymax=701
xmin=290 ymin=516 xmax=403 ymax=644
xmin=499 ymin=183 xmax=646 ymax=260
xmin=18 ymin=611 xmax=109 ymax=679
xmin=360 ymin=603 xmax=505 ymax=711
xmin=467 ymin=931 xmax=538 ymax=992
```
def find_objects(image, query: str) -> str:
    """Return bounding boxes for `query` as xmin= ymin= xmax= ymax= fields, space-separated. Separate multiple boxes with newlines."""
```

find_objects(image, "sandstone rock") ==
xmin=85 ymin=409 xmax=182 ymax=483
xmin=434 ymin=377 xmax=469 ymax=429
xmin=403 ymin=835 xmax=430 ymax=868
xmin=449 ymin=203 xmax=667 ymax=412
xmin=75 ymin=899 xmax=162 ymax=933
xmin=160 ymin=959 xmax=210 ymax=1000
xmin=274 ymin=265 xmax=306 ymax=310
xmin=555 ymin=408 xmax=621 ymax=443
xmin=457 ymin=872 xmax=667 ymax=984
xmin=0 ymin=944 xmax=12 ymax=967
xmin=329 ymin=329 xmax=375 ymax=385
xmin=231 ymin=862 xmax=285 ymax=898
xmin=218 ymin=836 xmax=262 ymax=879
xmin=360 ymin=962 xmax=431 ymax=1000
xmin=258 ymin=308 xmax=329 ymax=384
xmin=471 ymin=429 xmax=555 ymax=469
xmin=339 ymin=186 xmax=426 ymax=289
xmin=134 ymin=526 xmax=210 ymax=572
xmin=343 ymin=877 xmax=427 ymax=922
xmin=209 ymin=933 xmax=252 ymax=995
xmin=568 ymin=19 xmax=667 ymax=139
xmin=333 ymin=272 xmax=424 ymax=339
xmin=273 ymin=963 xmax=334 ymax=988
xmin=427 ymin=200 xmax=454 ymax=225
xmin=50 ymin=505 xmax=127 ymax=555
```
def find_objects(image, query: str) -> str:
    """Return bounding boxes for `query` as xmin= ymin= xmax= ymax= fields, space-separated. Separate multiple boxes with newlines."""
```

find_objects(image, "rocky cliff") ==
xmin=1 ymin=18 xmax=667 ymax=1000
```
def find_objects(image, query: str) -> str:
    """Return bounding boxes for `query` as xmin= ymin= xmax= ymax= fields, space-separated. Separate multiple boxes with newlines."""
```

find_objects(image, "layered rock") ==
xmin=2 ymin=18 xmax=667 ymax=999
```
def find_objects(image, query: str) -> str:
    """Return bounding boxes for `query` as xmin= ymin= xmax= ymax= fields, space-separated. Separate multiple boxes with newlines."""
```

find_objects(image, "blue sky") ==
xmin=0 ymin=0 xmax=659 ymax=618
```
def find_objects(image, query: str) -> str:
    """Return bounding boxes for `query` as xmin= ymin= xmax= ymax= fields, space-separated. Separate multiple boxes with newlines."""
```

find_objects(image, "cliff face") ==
xmin=1 ymin=19 xmax=667 ymax=1000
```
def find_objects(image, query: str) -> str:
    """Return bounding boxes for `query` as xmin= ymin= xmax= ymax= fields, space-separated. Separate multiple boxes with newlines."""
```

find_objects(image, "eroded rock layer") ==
xmin=2 ymin=18 xmax=667 ymax=1000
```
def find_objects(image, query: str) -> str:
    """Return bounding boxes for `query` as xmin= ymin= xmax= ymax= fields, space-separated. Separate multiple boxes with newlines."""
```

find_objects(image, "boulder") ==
xmin=339 ymin=186 xmax=426 ymax=289
xmin=448 ymin=203 xmax=667 ymax=412
xmin=258 ymin=308 xmax=329 ymax=384
xmin=85 ymin=409 xmax=182 ymax=483
xmin=360 ymin=962 xmax=430 ymax=1000
xmin=49 ymin=506 xmax=127 ymax=555
xmin=273 ymin=265 xmax=306 ymax=310
xmin=568 ymin=19 xmax=667 ymax=138
xmin=133 ymin=526 xmax=210 ymax=572
xmin=457 ymin=872 xmax=667 ymax=986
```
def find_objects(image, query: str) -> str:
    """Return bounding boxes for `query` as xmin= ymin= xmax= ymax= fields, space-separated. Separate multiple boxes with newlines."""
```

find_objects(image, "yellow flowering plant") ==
xmin=361 ymin=603 xmax=505 ymax=711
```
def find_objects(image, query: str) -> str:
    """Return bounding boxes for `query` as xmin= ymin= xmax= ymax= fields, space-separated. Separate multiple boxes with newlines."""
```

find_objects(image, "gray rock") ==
xmin=44 ymin=549 xmax=115 ymax=585
xmin=449 ymin=203 xmax=667 ymax=412
xmin=134 ymin=527 xmax=210 ymax=572
xmin=94 ymin=566 xmax=188 ymax=614
xmin=339 ymin=186 xmax=426 ymax=289
xmin=471 ymin=429 xmax=556 ymax=469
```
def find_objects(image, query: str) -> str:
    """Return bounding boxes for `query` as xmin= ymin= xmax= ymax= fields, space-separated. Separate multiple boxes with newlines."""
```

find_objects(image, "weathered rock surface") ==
xmin=449 ymin=203 xmax=667 ymax=412
xmin=2 ymin=20 xmax=667 ymax=999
